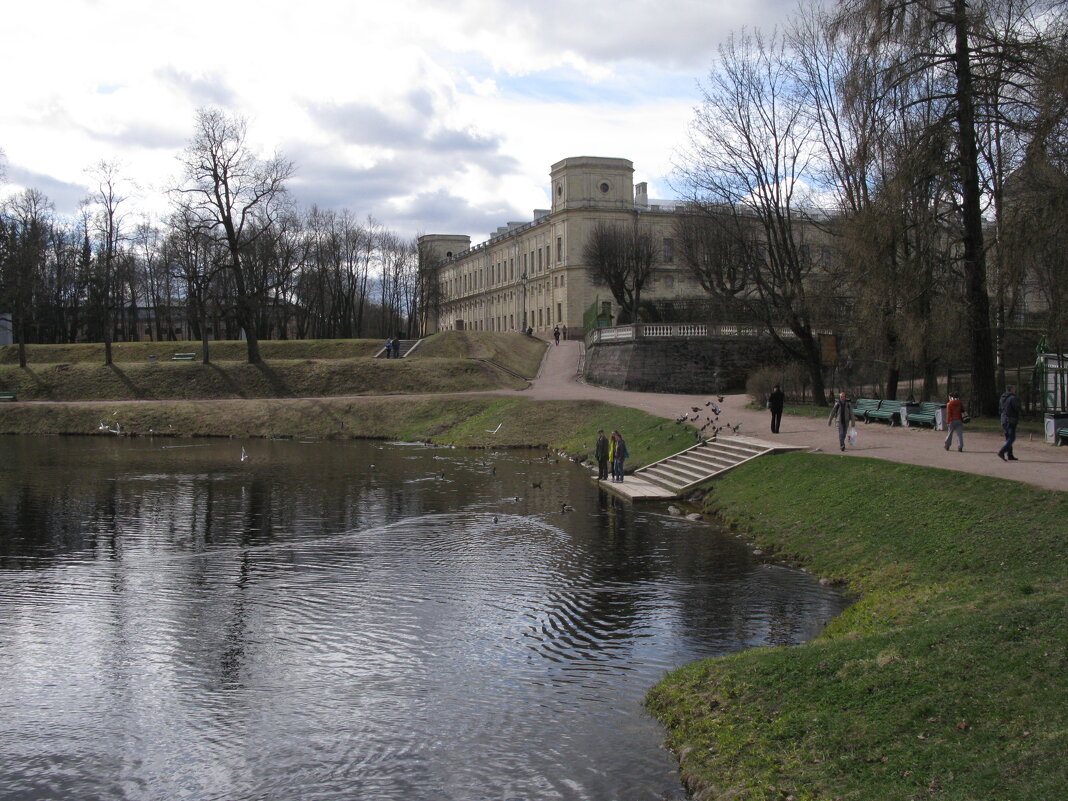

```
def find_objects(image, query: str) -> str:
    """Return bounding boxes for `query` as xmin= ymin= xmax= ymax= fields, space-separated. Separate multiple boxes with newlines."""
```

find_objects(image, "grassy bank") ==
xmin=410 ymin=330 xmax=547 ymax=378
xmin=0 ymin=332 xmax=549 ymax=402
xmin=0 ymin=338 xmax=384 ymax=364
xmin=647 ymin=454 xmax=1067 ymax=801
xmin=0 ymin=357 xmax=527 ymax=401
xmin=0 ymin=395 xmax=680 ymax=465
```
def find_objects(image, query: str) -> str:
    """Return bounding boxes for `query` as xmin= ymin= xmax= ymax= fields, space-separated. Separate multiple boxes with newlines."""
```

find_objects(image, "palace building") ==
xmin=418 ymin=156 xmax=702 ymax=335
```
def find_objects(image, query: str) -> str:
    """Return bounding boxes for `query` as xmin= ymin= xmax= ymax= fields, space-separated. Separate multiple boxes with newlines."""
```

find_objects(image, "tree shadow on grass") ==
xmin=205 ymin=362 xmax=251 ymax=399
xmin=252 ymin=362 xmax=294 ymax=398
xmin=306 ymin=397 xmax=349 ymax=438
xmin=19 ymin=365 xmax=57 ymax=401
xmin=106 ymin=364 xmax=150 ymax=400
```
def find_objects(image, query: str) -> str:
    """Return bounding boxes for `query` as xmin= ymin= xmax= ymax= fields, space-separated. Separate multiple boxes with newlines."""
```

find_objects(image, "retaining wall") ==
xmin=583 ymin=336 xmax=783 ymax=394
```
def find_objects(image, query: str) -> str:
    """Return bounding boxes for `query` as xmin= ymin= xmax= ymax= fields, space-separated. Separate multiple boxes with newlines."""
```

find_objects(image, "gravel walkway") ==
xmin=519 ymin=339 xmax=1067 ymax=493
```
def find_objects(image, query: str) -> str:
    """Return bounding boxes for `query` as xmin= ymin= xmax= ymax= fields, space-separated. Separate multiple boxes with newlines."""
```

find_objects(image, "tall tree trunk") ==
xmin=954 ymin=1 xmax=998 ymax=416
xmin=17 ymin=313 xmax=27 ymax=369
xmin=241 ymin=307 xmax=261 ymax=364
xmin=103 ymin=304 xmax=113 ymax=366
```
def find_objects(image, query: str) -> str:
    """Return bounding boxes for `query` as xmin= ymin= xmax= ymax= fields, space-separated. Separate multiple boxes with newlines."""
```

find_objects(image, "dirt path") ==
xmin=517 ymin=339 xmax=1067 ymax=493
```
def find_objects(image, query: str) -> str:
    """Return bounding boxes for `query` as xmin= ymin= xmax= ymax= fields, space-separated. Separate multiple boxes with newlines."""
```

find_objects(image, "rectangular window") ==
xmin=557 ymin=236 xmax=562 ymax=263
xmin=537 ymin=248 xmax=542 ymax=271
xmin=663 ymin=237 xmax=674 ymax=263
xmin=510 ymin=258 xmax=514 ymax=280
xmin=522 ymin=253 xmax=527 ymax=275
xmin=557 ymin=303 xmax=562 ymax=323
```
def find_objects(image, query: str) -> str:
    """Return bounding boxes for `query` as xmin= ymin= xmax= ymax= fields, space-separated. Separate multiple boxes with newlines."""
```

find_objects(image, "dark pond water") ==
xmin=0 ymin=435 xmax=847 ymax=801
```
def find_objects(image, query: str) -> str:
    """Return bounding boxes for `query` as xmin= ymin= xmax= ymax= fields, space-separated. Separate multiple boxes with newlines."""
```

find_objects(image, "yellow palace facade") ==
xmin=418 ymin=156 xmax=702 ymax=335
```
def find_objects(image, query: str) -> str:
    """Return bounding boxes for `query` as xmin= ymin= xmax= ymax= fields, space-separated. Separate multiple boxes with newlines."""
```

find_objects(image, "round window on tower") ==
xmin=556 ymin=184 xmax=562 ymax=196
xmin=599 ymin=182 xmax=610 ymax=193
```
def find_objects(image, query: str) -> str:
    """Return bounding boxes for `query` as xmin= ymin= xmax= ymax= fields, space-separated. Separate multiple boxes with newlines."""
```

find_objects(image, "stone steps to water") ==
xmin=598 ymin=436 xmax=806 ymax=500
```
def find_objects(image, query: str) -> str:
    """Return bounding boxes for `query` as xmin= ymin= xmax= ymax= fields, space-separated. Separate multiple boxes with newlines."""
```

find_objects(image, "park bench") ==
xmin=904 ymin=401 xmax=944 ymax=428
xmin=0 ymin=391 xmax=16 ymax=402
xmin=1058 ymin=427 xmax=1068 ymax=446
xmin=171 ymin=352 xmax=196 ymax=361
xmin=855 ymin=398 xmax=904 ymax=426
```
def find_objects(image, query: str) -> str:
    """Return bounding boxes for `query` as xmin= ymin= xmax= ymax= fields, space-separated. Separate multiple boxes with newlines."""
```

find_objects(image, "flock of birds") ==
xmin=672 ymin=395 xmax=742 ymax=441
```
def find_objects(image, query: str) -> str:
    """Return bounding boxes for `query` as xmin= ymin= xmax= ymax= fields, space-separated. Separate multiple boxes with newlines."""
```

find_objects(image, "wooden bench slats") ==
xmin=905 ymin=401 xmax=944 ymax=427
xmin=855 ymin=398 xmax=904 ymax=426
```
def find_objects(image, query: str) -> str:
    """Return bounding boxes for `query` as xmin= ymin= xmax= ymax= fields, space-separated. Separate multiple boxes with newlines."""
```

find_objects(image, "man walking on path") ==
xmin=768 ymin=385 xmax=785 ymax=434
xmin=828 ymin=392 xmax=854 ymax=452
xmin=594 ymin=429 xmax=610 ymax=481
xmin=997 ymin=385 xmax=1022 ymax=461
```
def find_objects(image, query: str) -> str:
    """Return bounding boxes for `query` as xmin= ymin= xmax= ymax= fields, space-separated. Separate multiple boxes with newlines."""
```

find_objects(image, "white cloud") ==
xmin=0 ymin=0 xmax=807 ymax=235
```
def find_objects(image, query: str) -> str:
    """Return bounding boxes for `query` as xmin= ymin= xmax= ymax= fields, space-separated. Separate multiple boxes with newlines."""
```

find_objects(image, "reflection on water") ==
xmin=0 ymin=436 xmax=847 ymax=801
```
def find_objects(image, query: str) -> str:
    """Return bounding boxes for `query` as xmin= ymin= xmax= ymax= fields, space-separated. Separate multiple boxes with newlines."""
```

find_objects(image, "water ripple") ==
xmin=0 ymin=438 xmax=847 ymax=801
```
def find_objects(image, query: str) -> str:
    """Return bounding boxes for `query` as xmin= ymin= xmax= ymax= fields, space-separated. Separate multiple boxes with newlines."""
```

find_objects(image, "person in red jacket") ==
xmin=944 ymin=392 xmax=965 ymax=451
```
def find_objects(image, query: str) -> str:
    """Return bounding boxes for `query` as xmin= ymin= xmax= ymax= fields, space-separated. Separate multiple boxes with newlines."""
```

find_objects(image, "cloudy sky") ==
xmin=1 ymin=0 xmax=799 ymax=243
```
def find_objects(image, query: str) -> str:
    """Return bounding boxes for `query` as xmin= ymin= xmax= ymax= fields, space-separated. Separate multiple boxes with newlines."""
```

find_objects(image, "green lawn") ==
xmin=647 ymin=454 xmax=1067 ymax=801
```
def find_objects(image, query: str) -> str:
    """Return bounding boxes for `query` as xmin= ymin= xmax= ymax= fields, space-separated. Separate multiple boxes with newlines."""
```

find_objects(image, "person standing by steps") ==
xmin=827 ymin=392 xmax=854 ymax=452
xmin=594 ymin=429 xmax=610 ymax=481
xmin=997 ymin=385 xmax=1022 ymax=461
xmin=944 ymin=392 xmax=965 ymax=452
xmin=610 ymin=430 xmax=628 ymax=482
xmin=768 ymin=384 xmax=785 ymax=434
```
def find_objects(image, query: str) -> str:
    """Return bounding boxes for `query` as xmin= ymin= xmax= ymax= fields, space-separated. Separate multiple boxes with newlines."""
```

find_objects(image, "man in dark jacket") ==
xmin=997 ymin=385 xmax=1022 ymax=461
xmin=594 ymin=429 xmax=610 ymax=480
xmin=827 ymin=391 xmax=854 ymax=452
xmin=768 ymin=385 xmax=785 ymax=433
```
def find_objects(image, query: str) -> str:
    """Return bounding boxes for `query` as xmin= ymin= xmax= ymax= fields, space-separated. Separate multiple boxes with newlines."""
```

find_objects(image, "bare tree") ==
xmin=833 ymin=0 xmax=1052 ymax=412
xmin=174 ymin=108 xmax=294 ymax=363
xmin=676 ymin=29 xmax=833 ymax=402
xmin=792 ymin=4 xmax=958 ymax=399
xmin=166 ymin=208 xmax=226 ymax=363
xmin=1 ymin=189 xmax=53 ymax=367
xmin=582 ymin=219 xmax=656 ymax=323
xmin=415 ymin=239 xmax=444 ymax=338
xmin=86 ymin=161 xmax=130 ymax=366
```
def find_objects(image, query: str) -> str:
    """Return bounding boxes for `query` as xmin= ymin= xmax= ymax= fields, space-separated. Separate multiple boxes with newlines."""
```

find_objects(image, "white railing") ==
xmin=598 ymin=326 xmax=635 ymax=342
xmin=586 ymin=323 xmax=800 ymax=346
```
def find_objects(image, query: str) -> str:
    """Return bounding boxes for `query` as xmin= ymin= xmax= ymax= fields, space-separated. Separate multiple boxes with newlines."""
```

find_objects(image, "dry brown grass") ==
xmin=411 ymin=331 xmax=547 ymax=377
